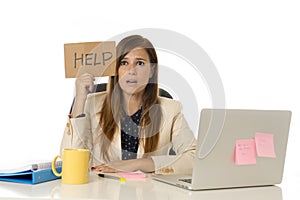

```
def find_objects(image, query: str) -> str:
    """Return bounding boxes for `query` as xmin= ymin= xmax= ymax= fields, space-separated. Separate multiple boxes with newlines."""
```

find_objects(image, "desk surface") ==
xmin=0 ymin=172 xmax=298 ymax=200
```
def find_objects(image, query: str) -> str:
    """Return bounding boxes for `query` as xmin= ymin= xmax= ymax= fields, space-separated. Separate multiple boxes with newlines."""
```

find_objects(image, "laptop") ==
xmin=152 ymin=109 xmax=292 ymax=190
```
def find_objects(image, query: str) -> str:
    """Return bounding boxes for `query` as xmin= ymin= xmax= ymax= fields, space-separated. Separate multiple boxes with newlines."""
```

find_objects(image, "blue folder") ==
xmin=0 ymin=167 xmax=61 ymax=184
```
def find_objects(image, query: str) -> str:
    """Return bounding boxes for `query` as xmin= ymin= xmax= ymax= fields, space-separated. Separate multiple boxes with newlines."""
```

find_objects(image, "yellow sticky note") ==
xmin=255 ymin=132 xmax=276 ymax=158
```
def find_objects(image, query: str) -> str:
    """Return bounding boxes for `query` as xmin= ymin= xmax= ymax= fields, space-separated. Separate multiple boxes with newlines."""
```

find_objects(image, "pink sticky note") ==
xmin=255 ymin=132 xmax=276 ymax=158
xmin=117 ymin=171 xmax=147 ymax=180
xmin=234 ymin=139 xmax=256 ymax=165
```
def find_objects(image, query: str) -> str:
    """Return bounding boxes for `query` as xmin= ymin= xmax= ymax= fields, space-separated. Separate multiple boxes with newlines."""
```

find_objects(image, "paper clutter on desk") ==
xmin=117 ymin=171 xmax=147 ymax=180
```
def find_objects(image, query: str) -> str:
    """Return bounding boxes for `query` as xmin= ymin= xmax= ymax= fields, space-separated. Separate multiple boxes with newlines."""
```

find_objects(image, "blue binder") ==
xmin=0 ymin=167 xmax=61 ymax=184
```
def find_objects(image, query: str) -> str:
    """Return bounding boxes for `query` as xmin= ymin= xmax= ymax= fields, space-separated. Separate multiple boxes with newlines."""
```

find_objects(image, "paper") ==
xmin=234 ymin=139 xmax=256 ymax=165
xmin=255 ymin=132 xmax=276 ymax=158
xmin=0 ymin=160 xmax=62 ymax=174
xmin=64 ymin=41 xmax=116 ymax=78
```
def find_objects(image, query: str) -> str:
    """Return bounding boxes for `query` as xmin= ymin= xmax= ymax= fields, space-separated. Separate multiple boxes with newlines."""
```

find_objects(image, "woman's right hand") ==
xmin=75 ymin=73 xmax=95 ymax=100
xmin=71 ymin=73 xmax=95 ymax=117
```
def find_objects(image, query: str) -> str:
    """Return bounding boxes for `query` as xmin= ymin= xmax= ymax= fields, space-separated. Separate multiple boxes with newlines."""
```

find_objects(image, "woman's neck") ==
xmin=122 ymin=92 xmax=143 ymax=116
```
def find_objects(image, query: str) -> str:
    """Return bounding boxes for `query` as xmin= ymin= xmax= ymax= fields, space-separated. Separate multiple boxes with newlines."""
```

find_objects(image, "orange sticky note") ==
xmin=234 ymin=139 xmax=256 ymax=165
xmin=255 ymin=132 xmax=276 ymax=158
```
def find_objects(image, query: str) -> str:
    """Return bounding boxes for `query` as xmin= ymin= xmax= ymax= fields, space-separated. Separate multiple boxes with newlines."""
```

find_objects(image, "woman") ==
xmin=61 ymin=35 xmax=196 ymax=174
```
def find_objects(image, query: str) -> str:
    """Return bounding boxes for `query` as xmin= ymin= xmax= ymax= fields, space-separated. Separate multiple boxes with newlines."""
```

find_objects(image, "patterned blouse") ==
xmin=120 ymin=108 xmax=142 ymax=160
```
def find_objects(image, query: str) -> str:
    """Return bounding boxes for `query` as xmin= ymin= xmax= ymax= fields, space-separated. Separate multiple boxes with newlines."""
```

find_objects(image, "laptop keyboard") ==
xmin=179 ymin=178 xmax=192 ymax=184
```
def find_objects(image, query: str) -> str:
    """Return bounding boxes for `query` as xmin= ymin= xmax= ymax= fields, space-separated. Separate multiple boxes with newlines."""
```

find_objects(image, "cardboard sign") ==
xmin=64 ymin=41 xmax=116 ymax=78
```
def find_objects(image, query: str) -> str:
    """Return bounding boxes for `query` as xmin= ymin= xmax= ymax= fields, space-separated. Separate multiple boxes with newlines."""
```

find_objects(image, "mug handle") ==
xmin=52 ymin=155 xmax=62 ymax=177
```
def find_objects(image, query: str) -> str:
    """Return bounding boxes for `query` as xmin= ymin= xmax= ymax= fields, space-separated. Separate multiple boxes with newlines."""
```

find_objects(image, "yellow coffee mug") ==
xmin=52 ymin=148 xmax=90 ymax=184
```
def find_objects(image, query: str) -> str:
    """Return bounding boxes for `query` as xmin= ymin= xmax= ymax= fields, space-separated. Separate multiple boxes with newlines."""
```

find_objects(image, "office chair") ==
xmin=93 ymin=83 xmax=173 ymax=99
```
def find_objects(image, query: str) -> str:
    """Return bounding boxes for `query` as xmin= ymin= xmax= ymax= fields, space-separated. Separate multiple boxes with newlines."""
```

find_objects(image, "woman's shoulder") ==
xmin=158 ymin=96 xmax=182 ymax=110
xmin=87 ymin=91 xmax=107 ymax=100
xmin=158 ymin=96 xmax=180 ymax=104
xmin=86 ymin=91 xmax=107 ymax=108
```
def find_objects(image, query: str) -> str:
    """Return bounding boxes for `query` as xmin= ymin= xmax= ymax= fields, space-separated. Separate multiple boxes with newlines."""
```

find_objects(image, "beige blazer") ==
xmin=61 ymin=92 xmax=196 ymax=174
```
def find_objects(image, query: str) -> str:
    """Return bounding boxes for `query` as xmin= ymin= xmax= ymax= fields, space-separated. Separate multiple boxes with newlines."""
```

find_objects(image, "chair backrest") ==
xmin=70 ymin=83 xmax=173 ymax=114
xmin=93 ymin=83 xmax=173 ymax=99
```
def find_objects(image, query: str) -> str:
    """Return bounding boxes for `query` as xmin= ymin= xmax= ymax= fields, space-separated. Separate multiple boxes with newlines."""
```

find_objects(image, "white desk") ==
xmin=0 ymin=173 xmax=298 ymax=200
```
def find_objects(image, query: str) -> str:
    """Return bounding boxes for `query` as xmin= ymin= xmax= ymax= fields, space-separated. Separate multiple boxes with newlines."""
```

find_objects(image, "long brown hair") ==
xmin=99 ymin=35 xmax=162 ymax=161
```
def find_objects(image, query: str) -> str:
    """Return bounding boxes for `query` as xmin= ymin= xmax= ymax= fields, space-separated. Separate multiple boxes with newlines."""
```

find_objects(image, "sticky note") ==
xmin=255 ymin=132 xmax=276 ymax=158
xmin=234 ymin=139 xmax=256 ymax=165
xmin=117 ymin=170 xmax=146 ymax=180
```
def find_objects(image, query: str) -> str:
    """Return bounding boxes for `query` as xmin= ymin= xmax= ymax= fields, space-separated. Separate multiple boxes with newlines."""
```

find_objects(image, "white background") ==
xmin=0 ymin=0 xmax=299 ymax=199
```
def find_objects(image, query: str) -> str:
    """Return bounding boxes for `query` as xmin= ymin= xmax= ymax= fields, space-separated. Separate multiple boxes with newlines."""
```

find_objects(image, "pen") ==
xmin=98 ymin=173 xmax=119 ymax=180
xmin=98 ymin=173 xmax=126 ymax=183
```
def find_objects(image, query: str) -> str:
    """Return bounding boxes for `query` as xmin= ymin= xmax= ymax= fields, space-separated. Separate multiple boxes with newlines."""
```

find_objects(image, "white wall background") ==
xmin=0 ymin=0 xmax=299 ymax=198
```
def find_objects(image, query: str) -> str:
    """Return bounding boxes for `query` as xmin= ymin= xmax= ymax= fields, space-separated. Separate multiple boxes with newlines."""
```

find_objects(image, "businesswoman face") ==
xmin=118 ymin=48 xmax=154 ymax=98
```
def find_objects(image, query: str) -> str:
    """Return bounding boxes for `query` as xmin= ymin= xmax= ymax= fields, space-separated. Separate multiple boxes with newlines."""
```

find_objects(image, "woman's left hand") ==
xmin=92 ymin=158 xmax=155 ymax=173
xmin=92 ymin=160 xmax=128 ymax=173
